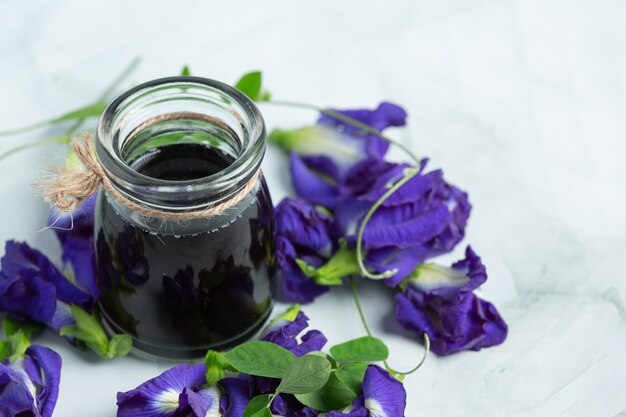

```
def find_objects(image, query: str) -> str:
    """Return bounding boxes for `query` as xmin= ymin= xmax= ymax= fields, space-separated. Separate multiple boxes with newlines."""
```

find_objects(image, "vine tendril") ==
xmin=264 ymin=99 xmax=421 ymax=280
xmin=350 ymin=277 xmax=429 ymax=375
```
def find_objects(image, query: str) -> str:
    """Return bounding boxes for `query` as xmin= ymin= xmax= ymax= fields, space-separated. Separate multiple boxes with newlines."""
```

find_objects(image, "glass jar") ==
xmin=93 ymin=76 xmax=275 ymax=360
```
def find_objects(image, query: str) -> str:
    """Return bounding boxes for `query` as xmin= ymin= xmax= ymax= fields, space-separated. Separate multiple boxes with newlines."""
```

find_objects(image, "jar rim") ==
xmin=95 ymin=76 xmax=266 ymax=210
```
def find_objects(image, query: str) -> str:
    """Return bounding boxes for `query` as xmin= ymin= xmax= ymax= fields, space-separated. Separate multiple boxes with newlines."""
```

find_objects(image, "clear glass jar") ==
xmin=94 ymin=76 xmax=275 ymax=360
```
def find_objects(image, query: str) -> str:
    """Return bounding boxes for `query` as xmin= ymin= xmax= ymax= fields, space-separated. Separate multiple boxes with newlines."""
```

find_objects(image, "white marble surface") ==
xmin=1 ymin=1 xmax=625 ymax=416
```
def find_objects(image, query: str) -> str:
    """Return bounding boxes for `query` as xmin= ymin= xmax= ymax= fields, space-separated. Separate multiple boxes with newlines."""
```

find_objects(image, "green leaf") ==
xmin=335 ymin=362 xmax=368 ymax=394
xmin=330 ymin=336 xmax=389 ymax=363
xmin=235 ymin=71 xmax=263 ymax=101
xmin=181 ymin=65 xmax=191 ymax=76
xmin=276 ymin=354 xmax=332 ymax=394
xmin=242 ymin=394 xmax=272 ymax=417
xmin=3 ymin=316 xmax=43 ymax=339
xmin=251 ymin=408 xmax=272 ymax=417
xmin=295 ymin=372 xmax=357 ymax=411
xmin=205 ymin=350 xmax=235 ymax=385
xmin=60 ymin=305 xmax=131 ymax=359
xmin=225 ymin=341 xmax=296 ymax=378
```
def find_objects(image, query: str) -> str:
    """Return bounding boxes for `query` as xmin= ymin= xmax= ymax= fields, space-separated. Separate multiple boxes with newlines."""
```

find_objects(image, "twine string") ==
xmin=40 ymin=133 xmax=260 ymax=221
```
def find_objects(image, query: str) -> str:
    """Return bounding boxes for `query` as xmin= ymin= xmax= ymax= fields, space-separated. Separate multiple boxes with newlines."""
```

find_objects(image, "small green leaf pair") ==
xmin=59 ymin=305 xmax=132 ymax=359
xmin=295 ymin=337 xmax=389 ymax=411
xmin=225 ymin=341 xmax=332 ymax=415
xmin=223 ymin=335 xmax=389 ymax=414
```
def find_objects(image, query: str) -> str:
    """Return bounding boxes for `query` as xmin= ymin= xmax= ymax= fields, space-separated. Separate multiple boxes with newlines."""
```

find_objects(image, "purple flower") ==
xmin=394 ymin=246 xmax=508 ymax=356
xmin=117 ymin=364 xmax=249 ymax=417
xmin=271 ymin=102 xmax=406 ymax=171
xmin=271 ymin=103 xmax=407 ymax=209
xmin=0 ymin=241 xmax=91 ymax=331
xmin=270 ymin=393 xmax=319 ymax=417
xmin=274 ymin=198 xmax=335 ymax=303
xmin=327 ymin=365 xmax=406 ymax=417
xmin=317 ymin=102 xmax=407 ymax=161
xmin=179 ymin=386 xmax=222 ymax=417
xmin=48 ymin=193 xmax=99 ymax=302
xmin=336 ymin=158 xmax=471 ymax=287
xmin=0 ymin=345 xmax=62 ymax=417
xmin=117 ymin=363 xmax=212 ymax=417
xmin=218 ymin=378 xmax=250 ymax=417
xmin=261 ymin=307 xmax=327 ymax=357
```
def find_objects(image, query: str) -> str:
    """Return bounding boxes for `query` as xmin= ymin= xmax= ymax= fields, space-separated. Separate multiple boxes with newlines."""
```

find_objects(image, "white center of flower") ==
xmin=365 ymin=398 xmax=387 ymax=417
xmin=411 ymin=263 xmax=469 ymax=291
xmin=10 ymin=360 xmax=38 ymax=409
xmin=153 ymin=388 xmax=180 ymax=412
xmin=203 ymin=385 xmax=223 ymax=417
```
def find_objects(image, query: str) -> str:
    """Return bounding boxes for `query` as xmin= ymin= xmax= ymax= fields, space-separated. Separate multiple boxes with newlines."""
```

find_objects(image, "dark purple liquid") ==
xmin=95 ymin=144 xmax=275 ymax=359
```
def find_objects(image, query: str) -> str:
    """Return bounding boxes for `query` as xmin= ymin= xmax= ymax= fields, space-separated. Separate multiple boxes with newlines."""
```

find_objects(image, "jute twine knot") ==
xmin=41 ymin=133 xmax=260 ymax=221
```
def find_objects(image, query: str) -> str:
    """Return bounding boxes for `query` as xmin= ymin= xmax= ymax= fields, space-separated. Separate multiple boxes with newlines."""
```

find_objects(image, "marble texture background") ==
xmin=0 ymin=1 xmax=625 ymax=416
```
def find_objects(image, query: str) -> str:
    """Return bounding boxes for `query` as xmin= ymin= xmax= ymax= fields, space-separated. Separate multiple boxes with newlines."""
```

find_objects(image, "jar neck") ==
xmin=95 ymin=76 xmax=266 ymax=212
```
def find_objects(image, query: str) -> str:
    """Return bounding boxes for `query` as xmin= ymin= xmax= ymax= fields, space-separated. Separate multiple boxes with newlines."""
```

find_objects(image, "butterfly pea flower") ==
xmin=271 ymin=394 xmax=319 ymax=417
xmin=117 ymin=364 xmax=249 ymax=417
xmin=334 ymin=158 xmax=471 ymax=287
xmin=271 ymin=103 xmax=407 ymax=209
xmin=0 ymin=240 xmax=92 ymax=331
xmin=394 ymin=246 xmax=508 ymax=356
xmin=274 ymin=198 xmax=336 ymax=303
xmin=0 ymin=344 xmax=62 ymax=417
xmin=261 ymin=305 xmax=328 ymax=357
xmin=271 ymin=102 xmax=406 ymax=168
xmin=48 ymin=193 xmax=99 ymax=302
xmin=326 ymin=365 xmax=406 ymax=417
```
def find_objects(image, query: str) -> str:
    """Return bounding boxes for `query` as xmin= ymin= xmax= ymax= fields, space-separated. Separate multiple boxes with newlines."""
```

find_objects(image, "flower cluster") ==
xmin=117 ymin=306 xmax=406 ymax=417
xmin=271 ymin=103 xmax=507 ymax=355
xmin=0 ymin=193 xmax=131 ymax=359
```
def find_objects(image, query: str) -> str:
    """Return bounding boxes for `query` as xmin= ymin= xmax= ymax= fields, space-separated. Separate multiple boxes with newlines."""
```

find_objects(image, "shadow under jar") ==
xmin=94 ymin=77 xmax=275 ymax=360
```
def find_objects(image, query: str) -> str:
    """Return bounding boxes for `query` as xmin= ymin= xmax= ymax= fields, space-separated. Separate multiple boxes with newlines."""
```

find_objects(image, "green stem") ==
xmin=264 ymin=99 xmax=421 ymax=279
xmin=0 ymin=57 xmax=140 ymax=161
xmin=356 ymin=168 xmax=419 ymax=279
xmin=350 ymin=277 xmax=429 ymax=376
xmin=350 ymin=277 xmax=374 ymax=338
xmin=0 ymin=57 xmax=140 ymax=137
xmin=62 ymin=56 xmax=141 ymax=138
xmin=0 ymin=136 xmax=70 ymax=162
xmin=264 ymin=100 xmax=420 ymax=165
xmin=0 ymin=121 xmax=50 ymax=136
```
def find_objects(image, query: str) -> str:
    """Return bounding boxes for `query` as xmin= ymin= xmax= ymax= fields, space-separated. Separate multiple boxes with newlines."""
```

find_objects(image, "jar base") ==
xmin=100 ymin=304 xmax=273 ymax=361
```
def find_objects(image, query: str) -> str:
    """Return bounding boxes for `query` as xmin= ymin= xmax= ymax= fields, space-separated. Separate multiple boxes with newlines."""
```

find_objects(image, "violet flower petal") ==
xmin=394 ymin=247 xmax=508 ymax=356
xmin=116 ymin=364 xmax=206 ymax=417
xmin=289 ymin=152 xmax=339 ymax=209
xmin=1 ymin=240 xmax=91 ymax=307
xmin=180 ymin=386 xmax=221 ymax=417
xmin=219 ymin=378 xmax=250 ymax=417
xmin=362 ymin=365 xmax=406 ymax=417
